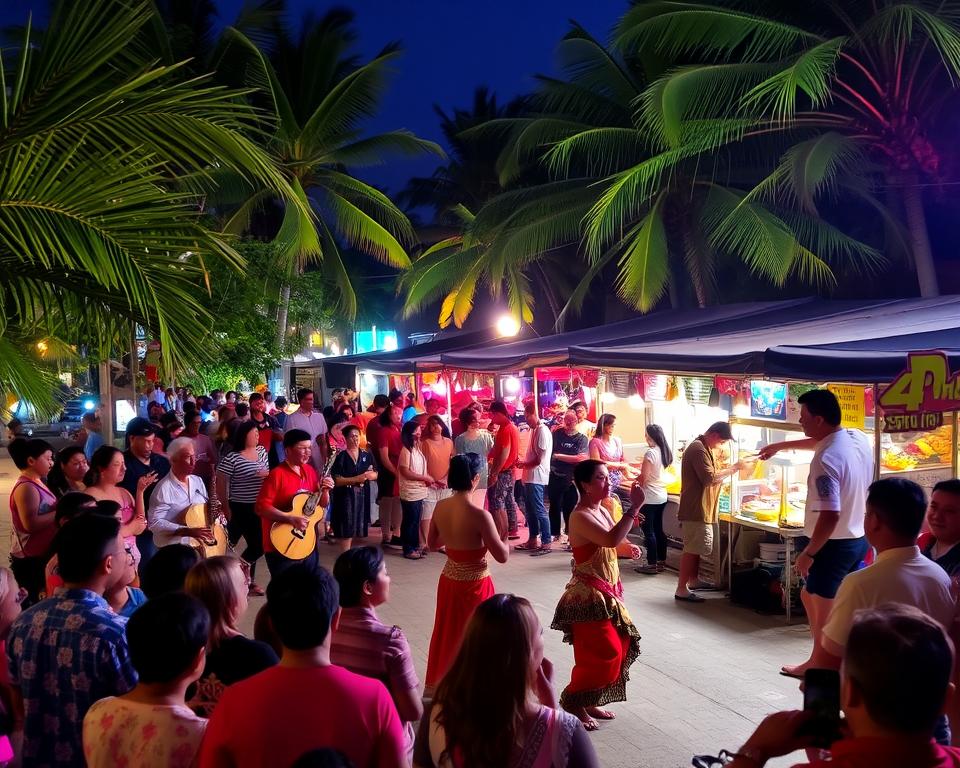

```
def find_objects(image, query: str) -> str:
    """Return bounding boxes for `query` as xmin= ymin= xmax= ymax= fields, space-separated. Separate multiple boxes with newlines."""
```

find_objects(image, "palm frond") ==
xmin=317 ymin=130 xmax=444 ymax=167
xmin=616 ymin=194 xmax=672 ymax=311
xmin=320 ymin=189 xmax=412 ymax=268
xmin=863 ymin=4 xmax=960 ymax=83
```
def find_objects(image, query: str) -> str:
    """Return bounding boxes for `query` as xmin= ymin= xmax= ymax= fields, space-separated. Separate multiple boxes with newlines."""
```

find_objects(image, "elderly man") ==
xmin=147 ymin=437 xmax=212 ymax=550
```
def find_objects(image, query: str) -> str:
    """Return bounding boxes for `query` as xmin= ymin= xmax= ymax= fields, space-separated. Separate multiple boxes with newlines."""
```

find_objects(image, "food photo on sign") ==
xmin=749 ymin=381 xmax=787 ymax=420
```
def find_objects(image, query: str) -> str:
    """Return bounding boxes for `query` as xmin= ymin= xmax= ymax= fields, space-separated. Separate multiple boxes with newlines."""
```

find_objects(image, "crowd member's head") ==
xmin=267 ymin=564 xmax=339 ymax=653
xmin=389 ymin=389 xmax=404 ymax=409
xmin=160 ymin=410 xmax=183 ymax=435
xmin=702 ymin=421 xmax=734 ymax=449
xmin=573 ymin=459 xmax=608 ymax=505
xmin=297 ymin=389 xmax=315 ymax=413
xmin=378 ymin=404 xmax=401 ymax=428
xmin=489 ymin=400 xmax=510 ymax=426
xmin=167 ymin=437 xmax=196 ymax=478
xmin=54 ymin=514 xmax=123 ymax=593
xmin=645 ymin=423 xmax=673 ymax=467
xmin=342 ymin=424 xmax=361 ymax=449
xmin=47 ymin=446 xmax=89 ymax=496
xmin=225 ymin=391 xmax=238 ymax=405
xmin=594 ymin=413 xmax=616 ymax=439
xmin=424 ymin=398 xmax=440 ymax=416
xmin=127 ymin=420 xmax=157 ymax=460
xmin=336 ymin=402 xmax=355 ymax=420
xmin=448 ymin=453 xmax=483 ymax=493
xmin=0 ymin=568 xmax=24 ymax=641
xmin=253 ymin=603 xmax=283 ymax=657
xmin=185 ymin=556 xmax=250 ymax=647
xmin=523 ymin=401 xmax=540 ymax=429
xmin=275 ymin=396 xmax=288 ymax=413
xmin=424 ymin=414 xmax=449 ymax=440
xmin=562 ymin=410 xmax=578 ymax=433
xmin=140 ymin=544 xmax=201 ymax=598
xmin=5 ymin=417 xmax=25 ymax=441
xmin=8 ymin=437 xmax=54 ymax=475
xmin=798 ymin=388 xmax=842 ymax=440
xmin=434 ymin=594 xmax=544 ymax=766
xmin=86 ymin=445 xmax=125 ymax=488
xmin=249 ymin=392 xmax=265 ymax=416
xmin=928 ymin=479 xmax=960 ymax=547
xmin=283 ymin=429 xmax=313 ymax=467
xmin=459 ymin=405 xmax=480 ymax=432
xmin=127 ymin=592 xmax=209 ymax=690
xmin=370 ymin=394 xmax=390 ymax=414
xmin=845 ymin=604 xmax=954 ymax=737
xmin=81 ymin=412 xmax=101 ymax=433
xmin=400 ymin=419 xmax=421 ymax=450
xmin=570 ymin=401 xmax=587 ymax=422
xmin=865 ymin=478 xmax=926 ymax=550
xmin=232 ymin=420 xmax=260 ymax=454
xmin=53 ymin=491 xmax=97 ymax=528
xmin=333 ymin=547 xmax=389 ymax=609
xmin=235 ymin=403 xmax=250 ymax=420
xmin=147 ymin=401 xmax=166 ymax=423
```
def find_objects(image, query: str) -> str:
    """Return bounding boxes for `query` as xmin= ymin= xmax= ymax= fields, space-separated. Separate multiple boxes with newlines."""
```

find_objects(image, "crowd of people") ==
xmin=3 ymin=384 xmax=960 ymax=767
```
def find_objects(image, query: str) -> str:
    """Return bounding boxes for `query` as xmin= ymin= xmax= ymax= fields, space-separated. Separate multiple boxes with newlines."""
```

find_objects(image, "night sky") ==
xmin=2 ymin=0 xmax=623 ymax=201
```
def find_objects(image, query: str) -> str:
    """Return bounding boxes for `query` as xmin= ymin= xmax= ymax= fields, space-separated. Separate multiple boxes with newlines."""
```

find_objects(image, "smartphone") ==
xmin=801 ymin=669 xmax=841 ymax=748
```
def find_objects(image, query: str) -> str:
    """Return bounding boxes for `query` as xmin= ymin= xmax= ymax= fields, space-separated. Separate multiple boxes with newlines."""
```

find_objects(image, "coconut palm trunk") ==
xmin=901 ymin=175 xmax=939 ymax=298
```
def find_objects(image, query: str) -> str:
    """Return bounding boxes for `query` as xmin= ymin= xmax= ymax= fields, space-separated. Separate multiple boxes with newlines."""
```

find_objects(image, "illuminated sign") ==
xmin=879 ymin=351 xmax=960 ymax=414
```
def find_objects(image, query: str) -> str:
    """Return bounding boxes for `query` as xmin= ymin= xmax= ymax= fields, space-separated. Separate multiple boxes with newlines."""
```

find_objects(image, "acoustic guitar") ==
xmin=183 ymin=503 xmax=229 ymax=558
xmin=269 ymin=451 xmax=336 ymax=560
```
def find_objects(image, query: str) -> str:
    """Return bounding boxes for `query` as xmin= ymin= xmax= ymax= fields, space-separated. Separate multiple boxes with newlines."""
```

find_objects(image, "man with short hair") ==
xmin=517 ymin=402 xmax=553 ymax=555
xmin=256 ymin=429 xmax=334 ymax=577
xmin=725 ymin=604 xmax=960 ymax=767
xmin=487 ymin=400 xmax=521 ymax=539
xmin=199 ymin=564 xmax=405 ymax=768
xmin=8 ymin=515 xmax=137 ymax=766
xmin=761 ymin=388 xmax=873 ymax=677
xmin=249 ymin=392 xmax=282 ymax=466
xmin=284 ymin=388 xmax=328 ymax=475
xmin=570 ymin=401 xmax=595 ymax=438
xmin=548 ymin=410 xmax=590 ymax=542
xmin=923 ymin=479 xmax=960 ymax=577
xmin=120 ymin=421 xmax=169 ymax=568
xmin=816 ymin=478 xmax=955 ymax=672
xmin=82 ymin=411 xmax=103 ymax=460
xmin=675 ymin=421 xmax=743 ymax=602
xmin=147 ymin=437 xmax=212 ymax=550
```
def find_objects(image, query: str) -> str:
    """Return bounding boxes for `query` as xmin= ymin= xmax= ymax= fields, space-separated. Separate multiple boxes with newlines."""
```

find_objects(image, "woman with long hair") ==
xmin=588 ymin=415 xmax=636 ymax=515
xmin=420 ymin=414 xmax=454 ymax=551
xmin=420 ymin=594 xmax=598 ymax=768
xmin=452 ymin=409 xmax=492 ymax=509
xmin=85 ymin=445 xmax=149 ymax=571
xmin=216 ymin=420 xmax=270 ymax=595
xmin=46 ymin=446 xmax=89 ymax=497
xmin=424 ymin=453 xmax=509 ymax=692
xmin=7 ymin=438 xmax=57 ymax=606
xmin=184 ymin=556 xmax=278 ymax=716
xmin=330 ymin=424 xmax=377 ymax=551
xmin=397 ymin=420 xmax=434 ymax=560
xmin=634 ymin=424 xmax=673 ymax=575
xmin=551 ymin=459 xmax=643 ymax=730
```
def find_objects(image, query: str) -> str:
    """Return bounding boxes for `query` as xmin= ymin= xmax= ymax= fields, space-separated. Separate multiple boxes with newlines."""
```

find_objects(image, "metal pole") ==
xmin=532 ymin=367 xmax=540 ymax=418
xmin=444 ymin=369 xmax=454 ymax=430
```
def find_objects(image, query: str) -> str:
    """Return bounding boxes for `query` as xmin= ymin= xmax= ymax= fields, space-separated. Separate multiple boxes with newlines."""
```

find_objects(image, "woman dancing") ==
xmin=552 ymin=459 xmax=643 ymax=730
xmin=424 ymin=453 xmax=509 ymax=692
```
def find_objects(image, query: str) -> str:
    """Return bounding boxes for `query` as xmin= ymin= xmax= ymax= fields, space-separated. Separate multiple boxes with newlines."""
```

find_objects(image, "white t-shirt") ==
xmin=822 ymin=546 xmax=955 ymax=651
xmin=398 ymin=446 xmax=429 ymax=502
xmin=642 ymin=447 xmax=668 ymax=505
xmin=284 ymin=410 xmax=328 ymax=475
xmin=522 ymin=422 xmax=553 ymax=486
xmin=804 ymin=428 xmax=873 ymax=539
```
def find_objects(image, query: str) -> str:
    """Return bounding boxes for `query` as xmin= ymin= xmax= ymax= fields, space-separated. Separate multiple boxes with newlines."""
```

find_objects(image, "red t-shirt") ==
xmin=255 ymin=462 xmax=319 ymax=553
xmin=488 ymin=421 xmax=519 ymax=470
xmin=252 ymin=413 xmax=279 ymax=455
xmin=366 ymin=419 xmax=385 ymax=454
xmin=799 ymin=737 xmax=960 ymax=768
xmin=198 ymin=664 xmax=405 ymax=768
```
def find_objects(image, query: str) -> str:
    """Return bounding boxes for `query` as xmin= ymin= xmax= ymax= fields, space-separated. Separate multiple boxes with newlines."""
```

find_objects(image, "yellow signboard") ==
xmin=827 ymin=384 xmax=865 ymax=429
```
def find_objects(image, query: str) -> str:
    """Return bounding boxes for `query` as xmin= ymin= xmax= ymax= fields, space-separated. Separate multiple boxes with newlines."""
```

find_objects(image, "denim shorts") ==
xmin=801 ymin=536 xmax=868 ymax=598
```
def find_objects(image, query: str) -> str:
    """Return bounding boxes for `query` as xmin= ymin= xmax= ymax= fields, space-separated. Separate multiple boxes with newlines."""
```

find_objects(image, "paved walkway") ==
xmin=0 ymin=453 xmax=810 ymax=767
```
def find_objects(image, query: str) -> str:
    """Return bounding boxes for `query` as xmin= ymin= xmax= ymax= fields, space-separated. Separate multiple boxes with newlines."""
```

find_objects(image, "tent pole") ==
xmin=532 ymin=367 xmax=540 ymax=418
xmin=873 ymin=384 xmax=881 ymax=483
xmin=444 ymin=369 xmax=454 ymax=430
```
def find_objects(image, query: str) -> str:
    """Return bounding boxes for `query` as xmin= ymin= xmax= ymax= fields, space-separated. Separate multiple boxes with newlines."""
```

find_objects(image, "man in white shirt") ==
xmin=284 ymin=388 xmax=329 ymax=475
xmin=817 ymin=478 xmax=955 ymax=668
xmin=147 ymin=437 xmax=212 ymax=549
xmin=759 ymin=389 xmax=873 ymax=678
xmin=517 ymin=402 xmax=553 ymax=555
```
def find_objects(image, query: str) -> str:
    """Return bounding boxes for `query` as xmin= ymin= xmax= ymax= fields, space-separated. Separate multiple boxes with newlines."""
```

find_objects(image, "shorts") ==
xmin=422 ymin=487 xmax=452 ymax=521
xmin=681 ymin=521 xmax=714 ymax=557
xmin=802 ymin=536 xmax=868 ymax=599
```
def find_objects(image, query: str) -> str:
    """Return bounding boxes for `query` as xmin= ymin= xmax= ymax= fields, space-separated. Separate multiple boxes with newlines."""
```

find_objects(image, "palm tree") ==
xmin=0 ymin=0 xmax=295 ymax=413
xmin=614 ymin=0 xmax=958 ymax=297
xmin=216 ymin=9 xmax=443 ymax=347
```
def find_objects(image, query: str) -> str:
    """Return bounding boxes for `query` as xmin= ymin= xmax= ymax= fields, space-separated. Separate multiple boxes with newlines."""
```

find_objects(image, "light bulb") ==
xmin=496 ymin=315 xmax=520 ymax=337
xmin=628 ymin=394 xmax=645 ymax=409
xmin=600 ymin=391 xmax=617 ymax=404
xmin=504 ymin=376 xmax=521 ymax=394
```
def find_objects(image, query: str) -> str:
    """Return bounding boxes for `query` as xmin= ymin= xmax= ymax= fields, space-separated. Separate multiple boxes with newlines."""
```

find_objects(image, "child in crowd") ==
xmin=82 ymin=593 xmax=210 ymax=768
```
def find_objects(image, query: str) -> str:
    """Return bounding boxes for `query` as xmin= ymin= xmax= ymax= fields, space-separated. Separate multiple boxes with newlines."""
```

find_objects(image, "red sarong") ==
xmin=565 ymin=619 xmax=631 ymax=701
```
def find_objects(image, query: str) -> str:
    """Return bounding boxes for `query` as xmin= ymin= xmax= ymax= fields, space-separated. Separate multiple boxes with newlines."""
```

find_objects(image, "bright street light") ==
xmin=496 ymin=315 xmax=520 ymax=337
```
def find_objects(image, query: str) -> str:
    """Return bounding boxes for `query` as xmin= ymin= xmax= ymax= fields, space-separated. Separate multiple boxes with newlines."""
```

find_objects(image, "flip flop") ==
xmin=779 ymin=667 xmax=805 ymax=679
xmin=531 ymin=547 xmax=553 ymax=557
xmin=403 ymin=552 xmax=424 ymax=561
xmin=514 ymin=542 xmax=539 ymax=551
xmin=674 ymin=592 xmax=705 ymax=603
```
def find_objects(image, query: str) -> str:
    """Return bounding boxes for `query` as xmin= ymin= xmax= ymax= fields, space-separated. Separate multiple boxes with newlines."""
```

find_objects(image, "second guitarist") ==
xmin=256 ymin=429 xmax=334 ymax=577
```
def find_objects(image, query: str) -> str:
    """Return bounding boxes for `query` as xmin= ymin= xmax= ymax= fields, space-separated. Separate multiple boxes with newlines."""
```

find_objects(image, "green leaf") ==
xmin=615 ymin=194 xmax=671 ymax=311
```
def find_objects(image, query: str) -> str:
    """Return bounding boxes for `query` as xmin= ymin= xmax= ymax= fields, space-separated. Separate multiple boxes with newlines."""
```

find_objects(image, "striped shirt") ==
xmin=330 ymin=606 xmax=419 ymax=759
xmin=217 ymin=447 xmax=269 ymax=503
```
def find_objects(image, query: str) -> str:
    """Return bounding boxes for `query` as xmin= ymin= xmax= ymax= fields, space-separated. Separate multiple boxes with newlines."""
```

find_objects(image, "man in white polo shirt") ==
xmin=759 ymin=388 xmax=872 ymax=677
xmin=516 ymin=402 xmax=553 ymax=555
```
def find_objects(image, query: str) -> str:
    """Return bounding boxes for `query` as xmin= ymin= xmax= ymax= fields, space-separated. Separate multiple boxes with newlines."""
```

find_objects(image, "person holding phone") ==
xmin=720 ymin=604 xmax=960 ymax=767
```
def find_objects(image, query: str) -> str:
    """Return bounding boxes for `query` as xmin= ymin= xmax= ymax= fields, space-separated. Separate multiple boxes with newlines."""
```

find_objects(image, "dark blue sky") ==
xmin=3 ymin=1 xmax=624 ymax=201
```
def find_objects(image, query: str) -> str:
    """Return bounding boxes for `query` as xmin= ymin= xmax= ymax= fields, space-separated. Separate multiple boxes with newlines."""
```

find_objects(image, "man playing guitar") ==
xmin=256 ymin=429 xmax=334 ymax=577
xmin=148 ymin=437 xmax=213 ymax=548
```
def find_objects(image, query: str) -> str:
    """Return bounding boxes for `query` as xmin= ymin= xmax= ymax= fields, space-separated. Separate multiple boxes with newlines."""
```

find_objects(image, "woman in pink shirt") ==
xmin=589 ymin=414 xmax=637 ymax=514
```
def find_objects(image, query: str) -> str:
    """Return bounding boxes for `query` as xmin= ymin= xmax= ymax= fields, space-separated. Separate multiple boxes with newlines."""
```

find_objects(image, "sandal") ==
xmin=247 ymin=583 xmax=265 ymax=597
xmin=635 ymin=565 xmax=660 ymax=575
xmin=531 ymin=547 xmax=553 ymax=557
xmin=420 ymin=548 xmax=429 ymax=557
xmin=514 ymin=541 xmax=539 ymax=551
xmin=674 ymin=592 xmax=705 ymax=603
xmin=403 ymin=552 xmax=424 ymax=561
